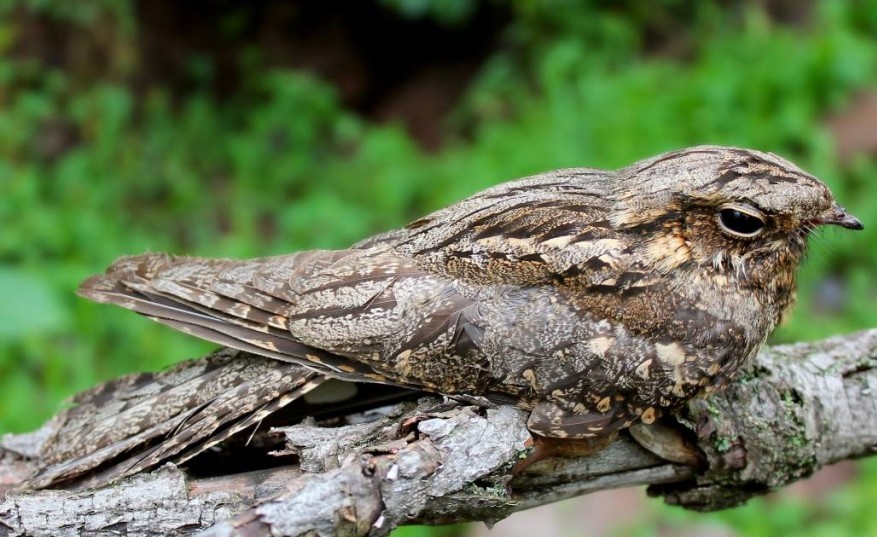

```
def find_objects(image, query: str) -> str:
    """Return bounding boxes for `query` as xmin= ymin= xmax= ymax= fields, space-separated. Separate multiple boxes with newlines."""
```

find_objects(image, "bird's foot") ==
xmin=512 ymin=432 xmax=617 ymax=475
xmin=628 ymin=419 xmax=703 ymax=466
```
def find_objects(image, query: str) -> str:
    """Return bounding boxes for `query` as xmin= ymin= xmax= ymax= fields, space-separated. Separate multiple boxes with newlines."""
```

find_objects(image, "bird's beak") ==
xmin=812 ymin=205 xmax=864 ymax=230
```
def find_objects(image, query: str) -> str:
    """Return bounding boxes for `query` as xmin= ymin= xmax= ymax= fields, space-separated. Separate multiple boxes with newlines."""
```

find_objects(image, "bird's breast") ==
xmin=474 ymin=272 xmax=770 ymax=412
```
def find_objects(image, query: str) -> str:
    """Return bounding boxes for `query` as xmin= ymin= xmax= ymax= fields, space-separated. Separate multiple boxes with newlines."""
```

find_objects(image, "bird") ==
xmin=29 ymin=146 xmax=862 ymax=488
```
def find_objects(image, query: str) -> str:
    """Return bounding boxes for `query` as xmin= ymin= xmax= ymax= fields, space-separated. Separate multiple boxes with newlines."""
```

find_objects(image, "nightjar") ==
xmin=33 ymin=146 xmax=862 ymax=488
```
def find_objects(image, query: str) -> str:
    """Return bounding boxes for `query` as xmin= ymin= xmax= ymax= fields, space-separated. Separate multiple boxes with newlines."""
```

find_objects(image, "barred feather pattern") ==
xmin=29 ymin=350 xmax=326 ymax=489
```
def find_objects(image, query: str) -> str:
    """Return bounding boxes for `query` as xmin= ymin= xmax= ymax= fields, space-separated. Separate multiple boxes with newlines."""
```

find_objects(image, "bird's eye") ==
xmin=717 ymin=206 xmax=765 ymax=238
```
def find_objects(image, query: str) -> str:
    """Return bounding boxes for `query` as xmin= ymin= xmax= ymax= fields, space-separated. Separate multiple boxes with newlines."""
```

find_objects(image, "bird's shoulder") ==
xmin=379 ymin=168 xmax=640 ymax=287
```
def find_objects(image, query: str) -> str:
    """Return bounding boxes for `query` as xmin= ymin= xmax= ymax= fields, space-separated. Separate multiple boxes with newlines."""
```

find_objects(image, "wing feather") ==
xmin=79 ymin=264 xmax=378 ymax=377
xmin=393 ymin=169 xmax=629 ymax=286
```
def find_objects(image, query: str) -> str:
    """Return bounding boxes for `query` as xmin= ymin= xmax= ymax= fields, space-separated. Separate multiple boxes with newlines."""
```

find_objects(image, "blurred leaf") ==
xmin=2 ymin=3 xmax=877 ymax=535
xmin=0 ymin=267 xmax=68 ymax=339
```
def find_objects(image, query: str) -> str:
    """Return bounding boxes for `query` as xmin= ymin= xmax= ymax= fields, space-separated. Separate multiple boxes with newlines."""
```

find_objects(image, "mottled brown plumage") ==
xmin=37 ymin=146 xmax=862 ymax=488
xmin=29 ymin=351 xmax=326 ymax=489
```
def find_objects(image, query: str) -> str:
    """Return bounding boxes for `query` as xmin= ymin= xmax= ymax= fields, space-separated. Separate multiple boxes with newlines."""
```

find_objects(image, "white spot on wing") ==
xmin=656 ymin=342 xmax=686 ymax=366
xmin=588 ymin=337 xmax=615 ymax=358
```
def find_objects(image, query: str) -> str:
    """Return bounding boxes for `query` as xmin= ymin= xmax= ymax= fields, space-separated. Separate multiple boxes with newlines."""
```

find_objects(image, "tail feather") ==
xmin=28 ymin=350 xmax=327 ymax=489
xmin=11 ymin=252 xmax=424 ymax=490
xmin=42 ymin=252 xmax=420 ymax=488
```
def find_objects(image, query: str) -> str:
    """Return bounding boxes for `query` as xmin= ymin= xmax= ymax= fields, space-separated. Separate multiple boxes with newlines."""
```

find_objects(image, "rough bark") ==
xmin=2 ymin=329 xmax=877 ymax=537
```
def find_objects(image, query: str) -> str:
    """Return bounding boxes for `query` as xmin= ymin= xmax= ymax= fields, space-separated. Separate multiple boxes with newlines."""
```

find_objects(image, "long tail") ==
xmin=26 ymin=252 xmax=388 ymax=489
xmin=27 ymin=350 xmax=328 ymax=489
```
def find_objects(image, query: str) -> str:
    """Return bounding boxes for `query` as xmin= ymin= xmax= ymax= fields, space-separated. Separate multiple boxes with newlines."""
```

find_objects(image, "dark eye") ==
xmin=717 ymin=207 xmax=765 ymax=238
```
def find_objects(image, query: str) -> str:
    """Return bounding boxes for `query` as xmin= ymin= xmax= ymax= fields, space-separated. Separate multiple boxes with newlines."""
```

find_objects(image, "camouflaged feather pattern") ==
xmin=43 ymin=145 xmax=860 ymax=487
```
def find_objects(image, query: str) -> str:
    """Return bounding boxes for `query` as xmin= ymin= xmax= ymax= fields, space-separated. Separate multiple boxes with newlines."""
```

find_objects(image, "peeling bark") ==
xmin=2 ymin=329 xmax=877 ymax=537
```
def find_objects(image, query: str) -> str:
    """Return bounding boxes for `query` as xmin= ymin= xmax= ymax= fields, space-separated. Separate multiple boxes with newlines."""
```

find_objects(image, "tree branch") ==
xmin=2 ymin=329 xmax=877 ymax=537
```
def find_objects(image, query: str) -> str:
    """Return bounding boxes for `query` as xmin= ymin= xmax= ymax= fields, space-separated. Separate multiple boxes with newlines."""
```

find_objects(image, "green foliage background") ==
xmin=2 ymin=1 xmax=877 ymax=535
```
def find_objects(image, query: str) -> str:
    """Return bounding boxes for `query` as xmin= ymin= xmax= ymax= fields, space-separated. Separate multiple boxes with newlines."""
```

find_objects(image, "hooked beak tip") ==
xmin=813 ymin=206 xmax=863 ymax=231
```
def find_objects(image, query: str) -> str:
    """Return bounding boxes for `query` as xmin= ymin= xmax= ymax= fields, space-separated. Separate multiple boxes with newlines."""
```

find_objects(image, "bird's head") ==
xmin=611 ymin=146 xmax=862 ymax=291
